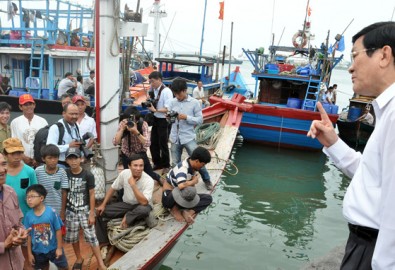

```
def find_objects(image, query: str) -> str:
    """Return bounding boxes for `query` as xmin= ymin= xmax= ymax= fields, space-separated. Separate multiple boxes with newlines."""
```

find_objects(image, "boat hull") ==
xmin=209 ymin=95 xmax=338 ymax=151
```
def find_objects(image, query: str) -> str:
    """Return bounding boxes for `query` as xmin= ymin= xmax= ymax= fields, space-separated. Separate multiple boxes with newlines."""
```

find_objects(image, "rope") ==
xmin=152 ymin=203 xmax=172 ymax=221
xmin=107 ymin=219 xmax=150 ymax=252
xmin=208 ymin=152 xmax=239 ymax=176
xmin=195 ymin=123 xmax=222 ymax=148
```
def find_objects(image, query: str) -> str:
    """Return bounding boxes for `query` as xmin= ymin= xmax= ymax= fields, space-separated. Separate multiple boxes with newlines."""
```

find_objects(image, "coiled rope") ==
xmin=195 ymin=122 xmax=222 ymax=148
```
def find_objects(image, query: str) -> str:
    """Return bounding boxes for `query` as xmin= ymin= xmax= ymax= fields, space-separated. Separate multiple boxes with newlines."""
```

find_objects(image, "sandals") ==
xmin=72 ymin=259 xmax=84 ymax=270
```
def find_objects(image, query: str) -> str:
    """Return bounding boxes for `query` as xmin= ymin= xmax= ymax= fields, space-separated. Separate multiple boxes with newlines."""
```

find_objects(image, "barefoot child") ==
xmin=62 ymin=147 xmax=106 ymax=270
xmin=162 ymin=146 xmax=213 ymax=224
xmin=24 ymin=184 xmax=68 ymax=270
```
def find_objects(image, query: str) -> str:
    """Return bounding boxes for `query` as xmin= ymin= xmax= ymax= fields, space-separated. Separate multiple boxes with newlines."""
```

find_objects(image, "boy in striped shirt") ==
xmin=35 ymin=144 xmax=69 ymax=220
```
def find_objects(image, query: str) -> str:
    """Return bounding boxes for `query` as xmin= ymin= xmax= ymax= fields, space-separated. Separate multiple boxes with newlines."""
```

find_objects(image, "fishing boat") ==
xmin=337 ymin=96 xmax=375 ymax=151
xmin=210 ymin=18 xmax=343 ymax=150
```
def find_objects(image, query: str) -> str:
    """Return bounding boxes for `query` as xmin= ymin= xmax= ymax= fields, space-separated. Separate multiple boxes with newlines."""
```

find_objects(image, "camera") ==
xmin=78 ymin=132 xmax=94 ymax=159
xmin=127 ymin=115 xmax=136 ymax=128
xmin=141 ymin=98 xmax=156 ymax=108
xmin=166 ymin=110 xmax=179 ymax=124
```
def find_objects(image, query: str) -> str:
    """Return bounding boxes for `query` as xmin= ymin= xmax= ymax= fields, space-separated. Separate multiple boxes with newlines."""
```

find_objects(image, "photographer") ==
xmin=146 ymin=71 xmax=173 ymax=171
xmin=47 ymin=103 xmax=83 ymax=167
xmin=113 ymin=106 xmax=161 ymax=183
xmin=167 ymin=79 xmax=213 ymax=190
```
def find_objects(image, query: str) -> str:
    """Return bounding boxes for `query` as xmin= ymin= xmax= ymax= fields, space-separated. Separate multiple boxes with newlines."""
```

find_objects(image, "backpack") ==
xmin=33 ymin=123 xmax=65 ymax=163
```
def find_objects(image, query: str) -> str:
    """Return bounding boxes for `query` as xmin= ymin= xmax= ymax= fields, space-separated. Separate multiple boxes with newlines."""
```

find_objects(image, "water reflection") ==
xmin=224 ymin=140 xmax=328 ymax=253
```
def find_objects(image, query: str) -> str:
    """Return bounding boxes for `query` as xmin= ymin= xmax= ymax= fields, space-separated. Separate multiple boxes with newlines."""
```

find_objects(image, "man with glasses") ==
xmin=308 ymin=22 xmax=395 ymax=269
xmin=10 ymin=94 xmax=48 ymax=167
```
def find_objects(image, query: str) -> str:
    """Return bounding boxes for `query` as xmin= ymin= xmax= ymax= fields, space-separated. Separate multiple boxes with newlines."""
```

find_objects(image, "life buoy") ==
xmin=292 ymin=31 xmax=307 ymax=48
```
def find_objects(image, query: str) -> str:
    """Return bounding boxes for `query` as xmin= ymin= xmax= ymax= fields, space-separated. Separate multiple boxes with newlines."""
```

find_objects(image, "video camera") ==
xmin=77 ymin=132 xmax=94 ymax=159
xmin=141 ymin=98 xmax=157 ymax=109
xmin=166 ymin=110 xmax=179 ymax=124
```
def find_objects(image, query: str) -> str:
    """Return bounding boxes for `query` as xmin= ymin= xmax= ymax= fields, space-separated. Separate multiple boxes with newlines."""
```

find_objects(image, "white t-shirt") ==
xmin=111 ymin=170 xmax=154 ymax=205
xmin=193 ymin=86 xmax=205 ymax=99
xmin=10 ymin=115 xmax=48 ymax=158
xmin=57 ymin=78 xmax=75 ymax=97
xmin=77 ymin=113 xmax=97 ymax=143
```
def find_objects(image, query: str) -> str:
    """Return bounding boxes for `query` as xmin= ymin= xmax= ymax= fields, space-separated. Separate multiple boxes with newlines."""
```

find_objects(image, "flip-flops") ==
xmin=72 ymin=259 xmax=84 ymax=270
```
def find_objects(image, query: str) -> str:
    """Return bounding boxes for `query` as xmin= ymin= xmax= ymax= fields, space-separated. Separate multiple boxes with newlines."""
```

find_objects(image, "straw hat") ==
xmin=3 ymin=138 xmax=24 ymax=153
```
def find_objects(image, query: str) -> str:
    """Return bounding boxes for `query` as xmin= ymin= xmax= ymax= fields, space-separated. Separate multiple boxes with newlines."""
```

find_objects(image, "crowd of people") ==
xmin=0 ymin=69 xmax=214 ymax=269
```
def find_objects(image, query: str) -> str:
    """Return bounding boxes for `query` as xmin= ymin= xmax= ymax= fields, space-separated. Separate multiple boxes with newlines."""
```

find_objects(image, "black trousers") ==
xmin=162 ymin=189 xmax=212 ymax=213
xmin=150 ymin=117 xmax=170 ymax=168
xmin=121 ymin=152 xmax=160 ymax=182
xmin=95 ymin=201 xmax=152 ymax=244
xmin=340 ymin=223 xmax=378 ymax=270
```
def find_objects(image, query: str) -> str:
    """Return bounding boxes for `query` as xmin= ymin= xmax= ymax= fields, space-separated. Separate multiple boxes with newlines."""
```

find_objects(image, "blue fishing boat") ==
xmin=210 ymin=31 xmax=342 ymax=150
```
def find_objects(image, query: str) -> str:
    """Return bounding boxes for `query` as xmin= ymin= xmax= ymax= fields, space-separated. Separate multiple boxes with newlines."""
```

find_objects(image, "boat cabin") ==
xmin=156 ymin=57 xmax=220 ymax=95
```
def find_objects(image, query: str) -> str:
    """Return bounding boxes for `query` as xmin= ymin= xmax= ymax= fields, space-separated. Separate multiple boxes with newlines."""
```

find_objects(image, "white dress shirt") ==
xmin=324 ymin=82 xmax=395 ymax=269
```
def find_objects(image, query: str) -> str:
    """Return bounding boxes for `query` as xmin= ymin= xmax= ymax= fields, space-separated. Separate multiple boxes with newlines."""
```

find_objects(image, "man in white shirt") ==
xmin=192 ymin=80 xmax=210 ymax=107
xmin=95 ymin=154 xmax=154 ymax=244
xmin=147 ymin=71 xmax=174 ymax=170
xmin=308 ymin=22 xmax=395 ymax=269
xmin=46 ymin=103 xmax=83 ymax=166
xmin=83 ymin=70 xmax=95 ymax=96
xmin=57 ymin=72 xmax=77 ymax=98
xmin=72 ymin=95 xmax=97 ymax=148
xmin=10 ymin=94 xmax=47 ymax=167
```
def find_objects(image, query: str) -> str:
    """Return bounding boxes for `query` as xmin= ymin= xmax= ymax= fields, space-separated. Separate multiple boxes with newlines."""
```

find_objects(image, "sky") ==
xmin=103 ymin=0 xmax=395 ymax=60
xmin=2 ymin=0 xmax=395 ymax=60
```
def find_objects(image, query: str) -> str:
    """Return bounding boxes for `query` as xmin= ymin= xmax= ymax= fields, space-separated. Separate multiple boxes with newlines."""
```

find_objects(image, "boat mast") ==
xmin=149 ymin=0 xmax=167 ymax=63
xmin=199 ymin=0 xmax=208 ymax=66
xmin=227 ymin=21 xmax=234 ymax=80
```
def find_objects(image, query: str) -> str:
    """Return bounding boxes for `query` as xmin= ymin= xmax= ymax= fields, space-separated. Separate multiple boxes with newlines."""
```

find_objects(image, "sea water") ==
xmin=160 ymin=67 xmax=354 ymax=269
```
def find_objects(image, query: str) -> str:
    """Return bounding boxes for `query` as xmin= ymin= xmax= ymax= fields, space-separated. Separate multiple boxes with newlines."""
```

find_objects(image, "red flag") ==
xmin=307 ymin=6 xmax=312 ymax=16
xmin=218 ymin=1 xmax=224 ymax=20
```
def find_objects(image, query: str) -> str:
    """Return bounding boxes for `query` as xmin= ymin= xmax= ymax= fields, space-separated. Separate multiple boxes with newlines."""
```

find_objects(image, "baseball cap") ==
xmin=19 ymin=94 xmax=35 ymax=105
xmin=65 ymin=147 xmax=81 ymax=159
xmin=3 ymin=137 xmax=24 ymax=153
xmin=72 ymin=95 xmax=86 ymax=104
xmin=172 ymin=186 xmax=200 ymax=208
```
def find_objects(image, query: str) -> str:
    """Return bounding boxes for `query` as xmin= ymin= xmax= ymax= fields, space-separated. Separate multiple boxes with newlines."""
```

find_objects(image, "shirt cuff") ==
xmin=323 ymin=138 xmax=350 ymax=164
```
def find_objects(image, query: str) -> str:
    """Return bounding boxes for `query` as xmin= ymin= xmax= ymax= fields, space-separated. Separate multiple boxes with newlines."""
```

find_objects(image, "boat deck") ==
xmin=54 ymin=110 xmax=242 ymax=269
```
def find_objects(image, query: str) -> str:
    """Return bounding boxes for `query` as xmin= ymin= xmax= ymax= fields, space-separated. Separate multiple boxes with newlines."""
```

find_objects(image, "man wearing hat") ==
xmin=73 ymin=95 xmax=96 ymax=148
xmin=162 ymin=146 xmax=213 ymax=224
xmin=10 ymin=94 xmax=47 ymax=167
xmin=57 ymin=72 xmax=77 ymax=98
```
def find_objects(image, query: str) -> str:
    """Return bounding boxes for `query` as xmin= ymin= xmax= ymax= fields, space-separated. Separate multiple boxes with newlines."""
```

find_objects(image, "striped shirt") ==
xmin=166 ymin=158 xmax=196 ymax=187
xmin=35 ymin=165 xmax=69 ymax=214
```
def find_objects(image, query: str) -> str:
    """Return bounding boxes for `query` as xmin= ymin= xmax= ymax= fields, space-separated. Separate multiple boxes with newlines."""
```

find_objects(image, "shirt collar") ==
xmin=373 ymin=82 xmax=395 ymax=121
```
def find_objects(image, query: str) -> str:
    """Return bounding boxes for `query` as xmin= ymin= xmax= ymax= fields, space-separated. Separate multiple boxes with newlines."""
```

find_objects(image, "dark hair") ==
xmin=27 ymin=184 xmax=47 ymax=199
xmin=76 ymin=75 xmax=83 ymax=83
xmin=148 ymin=71 xmax=162 ymax=81
xmin=90 ymin=70 xmax=95 ymax=75
xmin=352 ymin=22 xmax=395 ymax=62
xmin=333 ymin=84 xmax=337 ymax=88
xmin=171 ymin=78 xmax=187 ymax=94
xmin=0 ymin=102 xmax=11 ymax=112
xmin=126 ymin=153 xmax=144 ymax=166
xmin=40 ymin=144 xmax=60 ymax=159
xmin=60 ymin=93 xmax=71 ymax=101
xmin=328 ymin=86 xmax=333 ymax=90
xmin=190 ymin=146 xmax=211 ymax=163
xmin=64 ymin=72 xmax=73 ymax=78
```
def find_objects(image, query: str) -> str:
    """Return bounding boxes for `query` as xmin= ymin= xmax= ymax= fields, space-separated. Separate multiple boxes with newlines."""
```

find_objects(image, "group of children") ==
xmin=24 ymin=144 xmax=106 ymax=270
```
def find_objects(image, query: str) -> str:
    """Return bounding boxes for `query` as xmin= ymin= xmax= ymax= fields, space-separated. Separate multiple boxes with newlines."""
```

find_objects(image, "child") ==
xmin=24 ymin=184 xmax=68 ymax=270
xmin=62 ymin=147 xmax=107 ymax=270
xmin=35 ymin=144 xmax=69 ymax=218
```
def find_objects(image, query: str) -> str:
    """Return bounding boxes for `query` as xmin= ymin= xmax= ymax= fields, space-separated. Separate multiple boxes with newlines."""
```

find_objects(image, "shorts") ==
xmin=33 ymin=248 xmax=68 ymax=269
xmin=64 ymin=209 xmax=99 ymax=246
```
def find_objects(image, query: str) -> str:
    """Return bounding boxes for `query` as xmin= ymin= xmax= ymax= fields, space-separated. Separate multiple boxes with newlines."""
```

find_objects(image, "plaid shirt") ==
xmin=114 ymin=121 xmax=151 ymax=157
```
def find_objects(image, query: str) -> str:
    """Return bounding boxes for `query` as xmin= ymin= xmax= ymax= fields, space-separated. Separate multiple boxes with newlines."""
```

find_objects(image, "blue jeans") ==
xmin=170 ymin=139 xmax=210 ymax=182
